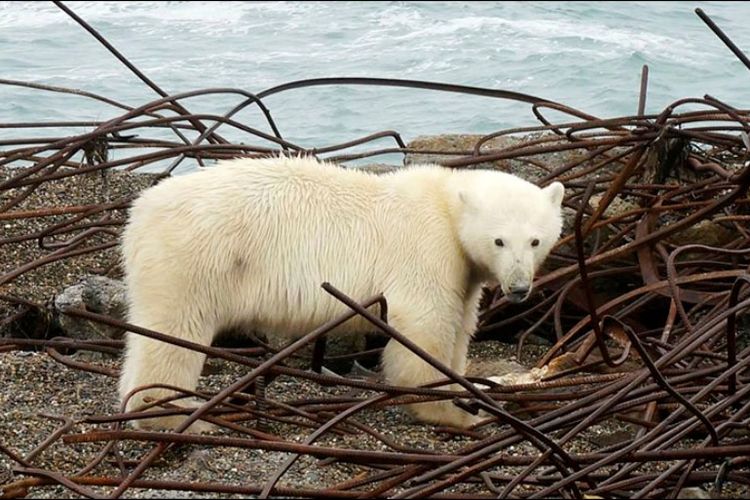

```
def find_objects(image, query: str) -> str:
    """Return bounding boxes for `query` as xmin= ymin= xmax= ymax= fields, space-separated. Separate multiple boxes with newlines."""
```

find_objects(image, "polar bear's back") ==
xmin=121 ymin=156 xmax=459 ymax=336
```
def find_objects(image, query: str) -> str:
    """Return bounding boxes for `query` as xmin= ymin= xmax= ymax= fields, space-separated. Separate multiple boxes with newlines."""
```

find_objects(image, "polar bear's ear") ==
xmin=544 ymin=182 xmax=565 ymax=207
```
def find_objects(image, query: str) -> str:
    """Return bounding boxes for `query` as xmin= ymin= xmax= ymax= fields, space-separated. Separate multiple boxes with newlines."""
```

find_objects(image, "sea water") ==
xmin=0 ymin=1 xmax=748 ymax=162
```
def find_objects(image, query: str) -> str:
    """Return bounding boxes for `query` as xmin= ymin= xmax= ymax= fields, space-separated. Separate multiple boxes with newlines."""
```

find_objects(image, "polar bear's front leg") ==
xmin=451 ymin=329 xmax=472 ymax=376
xmin=119 ymin=320 xmax=214 ymax=433
xmin=454 ymin=285 xmax=482 ymax=375
xmin=380 ymin=305 xmax=481 ymax=428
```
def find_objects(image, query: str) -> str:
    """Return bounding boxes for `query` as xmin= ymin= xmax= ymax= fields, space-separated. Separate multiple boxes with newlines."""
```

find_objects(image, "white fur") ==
xmin=119 ymin=156 xmax=564 ymax=430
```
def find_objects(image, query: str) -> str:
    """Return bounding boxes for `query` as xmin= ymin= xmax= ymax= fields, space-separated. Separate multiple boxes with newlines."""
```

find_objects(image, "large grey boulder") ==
xmin=54 ymin=275 xmax=127 ymax=340
xmin=405 ymin=134 xmax=521 ymax=167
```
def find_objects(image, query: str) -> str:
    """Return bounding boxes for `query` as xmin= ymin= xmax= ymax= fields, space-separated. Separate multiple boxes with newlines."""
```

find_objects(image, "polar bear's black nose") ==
xmin=507 ymin=285 xmax=530 ymax=303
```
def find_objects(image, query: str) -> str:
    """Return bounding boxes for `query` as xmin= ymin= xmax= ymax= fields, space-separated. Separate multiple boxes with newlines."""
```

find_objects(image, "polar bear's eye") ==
xmin=494 ymin=238 xmax=504 ymax=247
xmin=531 ymin=238 xmax=540 ymax=247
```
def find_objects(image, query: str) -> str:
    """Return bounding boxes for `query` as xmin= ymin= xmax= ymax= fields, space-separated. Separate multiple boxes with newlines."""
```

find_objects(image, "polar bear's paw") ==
xmin=407 ymin=400 xmax=483 ymax=429
xmin=133 ymin=414 xmax=217 ymax=434
xmin=125 ymin=397 xmax=218 ymax=434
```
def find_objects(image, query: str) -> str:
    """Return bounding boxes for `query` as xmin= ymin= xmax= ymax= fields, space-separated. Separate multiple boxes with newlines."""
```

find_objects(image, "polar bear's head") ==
xmin=457 ymin=173 xmax=565 ymax=303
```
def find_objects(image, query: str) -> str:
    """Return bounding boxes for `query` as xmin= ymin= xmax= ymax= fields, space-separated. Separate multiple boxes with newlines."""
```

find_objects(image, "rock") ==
xmin=405 ymin=134 xmax=522 ymax=171
xmin=351 ymin=163 xmax=400 ymax=175
xmin=677 ymin=487 xmax=712 ymax=499
xmin=54 ymin=275 xmax=127 ymax=340
xmin=589 ymin=193 xmax=639 ymax=220
xmin=403 ymin=133 xmax=579 ymax=183
xmin=561 ymin=205 xmax=579 ymax=236
xmin=583 ymin=424 xmax=637 ymax=448
xmin=566 ymin=194 xmax=639 ymax=254
xmin=666 ymin=218 xmax=737 ymax=247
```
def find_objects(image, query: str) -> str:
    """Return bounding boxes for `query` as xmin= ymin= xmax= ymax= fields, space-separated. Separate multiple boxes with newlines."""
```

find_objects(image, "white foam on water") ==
xmin=375 ymin=14 xmax=704 ymax=65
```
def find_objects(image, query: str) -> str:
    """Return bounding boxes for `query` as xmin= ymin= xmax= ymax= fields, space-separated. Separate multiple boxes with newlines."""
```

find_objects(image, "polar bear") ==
xmin=119 ymin=156 xmax=564 ymax=430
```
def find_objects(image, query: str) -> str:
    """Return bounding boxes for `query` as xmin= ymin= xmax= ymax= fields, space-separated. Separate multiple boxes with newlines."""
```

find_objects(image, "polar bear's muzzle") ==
xmin=505 ymin=284 xmax=531 ymax=303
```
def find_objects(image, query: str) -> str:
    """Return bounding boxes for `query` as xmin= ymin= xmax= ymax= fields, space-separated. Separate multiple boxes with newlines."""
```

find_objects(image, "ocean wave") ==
xmin=374 ymin=14 xmax=704 ymax=65
xmin=1 ymin=1 xmax=748 ymax=146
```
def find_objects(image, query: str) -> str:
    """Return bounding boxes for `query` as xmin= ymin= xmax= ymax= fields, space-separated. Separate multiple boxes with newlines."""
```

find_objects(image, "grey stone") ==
xmin=351 ymin=163 xmax=400 ymax=175
xmin=666 ymin=218 xmax=737 ymax=247
xmin=677 ymin=487 xmax=712 ymax=499
xmin=54 ymin=275 xmax=127 ymax=340
xmin=404 ymin=134 xmax=522 ymax=171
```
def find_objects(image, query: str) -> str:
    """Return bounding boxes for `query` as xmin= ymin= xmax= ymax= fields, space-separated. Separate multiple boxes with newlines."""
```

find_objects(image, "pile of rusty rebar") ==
xmin=2 ymin=3 xmax=750 ymax=498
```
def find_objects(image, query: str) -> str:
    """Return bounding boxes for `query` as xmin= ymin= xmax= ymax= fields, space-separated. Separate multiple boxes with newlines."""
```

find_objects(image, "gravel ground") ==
xmin=0 ymin=341 xmax=549 ymax=498
xmin=1 ymin=164 xmax=158 ymax=340
xmin=2 ymin=149 xmax=746 ymax=498
xmin=4 ymin=342 xmax=743 ymax=499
